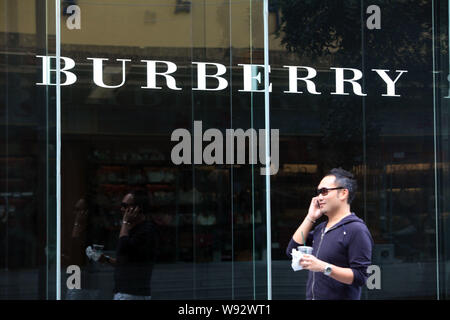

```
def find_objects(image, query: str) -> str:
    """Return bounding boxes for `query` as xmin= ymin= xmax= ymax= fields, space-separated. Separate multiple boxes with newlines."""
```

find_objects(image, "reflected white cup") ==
xmin=92 ymin=244 xmax=104 ymax=261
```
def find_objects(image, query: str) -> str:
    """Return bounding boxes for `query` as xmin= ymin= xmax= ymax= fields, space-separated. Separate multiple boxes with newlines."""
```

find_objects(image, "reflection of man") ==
xmin=63 ymin=198 xmax=99 ymax=300
xmin=286 ymin=168 xmax=373 ymax=300
xmin=101 ymin=190 xmax=158 ymax=300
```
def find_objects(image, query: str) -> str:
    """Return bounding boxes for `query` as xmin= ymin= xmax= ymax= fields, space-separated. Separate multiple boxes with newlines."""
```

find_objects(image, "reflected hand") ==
xmin=72 ymin=209 xmax=88 ymax=237
xmin=122 ymin=206 xmax=144 ymax=228
xmin=74 ymin=209 xmax=88 ymax=227
xmin=98 ymin=254 xmax=116 ymax=265
xmin=98 ymin=253 xmax=107 ymax=264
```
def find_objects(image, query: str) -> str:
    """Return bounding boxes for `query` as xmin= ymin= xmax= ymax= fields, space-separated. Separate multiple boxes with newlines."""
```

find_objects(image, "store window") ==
xmin=435 ymin=0 xmax=450 ymax=300
xmin=56 ymin=0 xmax=268 ymax=300
xmin=270 ymin=0 xmax=441 ymax=299
xmin=1 ymin=0 xmax=57 ymax=299
xmin=1 ymin=0 xmax=450 ymax=300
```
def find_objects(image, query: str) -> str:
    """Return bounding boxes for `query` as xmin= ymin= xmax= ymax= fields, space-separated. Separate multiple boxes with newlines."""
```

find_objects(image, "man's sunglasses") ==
xmin=120 ymin=202 xmax=134 ymax=209
xmin=316 ymin=187 xmax=344 ymax=196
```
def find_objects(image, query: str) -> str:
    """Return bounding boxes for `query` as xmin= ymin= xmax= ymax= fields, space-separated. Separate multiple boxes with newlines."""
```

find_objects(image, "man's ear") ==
xmin=339 ymin=189 xmax=349 ymax=201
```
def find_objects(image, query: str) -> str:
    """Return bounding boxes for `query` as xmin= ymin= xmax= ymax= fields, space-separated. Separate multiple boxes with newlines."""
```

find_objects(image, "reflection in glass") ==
xmin=272 ymin=0 xmax=437 ymax=299
xmin=59 ymin=0 xmax=267 ymax=300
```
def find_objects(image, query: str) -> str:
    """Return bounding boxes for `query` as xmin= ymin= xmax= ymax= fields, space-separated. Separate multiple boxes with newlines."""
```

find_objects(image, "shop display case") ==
xmin=84 ymin=146 xmax=260 ymax=264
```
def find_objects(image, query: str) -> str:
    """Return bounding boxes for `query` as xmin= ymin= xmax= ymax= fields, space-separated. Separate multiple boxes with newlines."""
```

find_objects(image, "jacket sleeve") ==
xmin=347 ymin=224 xmax=373 ymax=287
xmin=285 ymin=230 xmax=314 ymax=258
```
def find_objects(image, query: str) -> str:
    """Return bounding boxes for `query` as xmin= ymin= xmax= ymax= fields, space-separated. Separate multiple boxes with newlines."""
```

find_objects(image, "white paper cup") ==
xmin=297 ymin=246 xmax=313 ymax=255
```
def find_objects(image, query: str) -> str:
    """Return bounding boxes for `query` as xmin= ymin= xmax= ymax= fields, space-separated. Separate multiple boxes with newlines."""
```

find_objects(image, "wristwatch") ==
xmin=324 ymin=264 xmax=332 ymax=276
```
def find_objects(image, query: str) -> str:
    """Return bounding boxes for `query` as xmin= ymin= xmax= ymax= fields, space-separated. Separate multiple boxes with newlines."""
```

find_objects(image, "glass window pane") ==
xmin=57 ymin=0 xmax=267 ymax=300
xmin=271 ymin=0 xmax=438 ymax=300
xmin=0 ymin=0 xmax=56 ymax=299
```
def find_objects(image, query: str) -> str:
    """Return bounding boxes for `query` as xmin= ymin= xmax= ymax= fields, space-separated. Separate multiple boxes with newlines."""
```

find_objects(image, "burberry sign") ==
xmin=36 ymin=56 xmax=407 ymax=97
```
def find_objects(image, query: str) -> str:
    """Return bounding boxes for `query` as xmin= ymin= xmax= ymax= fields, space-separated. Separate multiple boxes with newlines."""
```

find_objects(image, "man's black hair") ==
xmin=326 ymin=167 xmax=357 ymax=204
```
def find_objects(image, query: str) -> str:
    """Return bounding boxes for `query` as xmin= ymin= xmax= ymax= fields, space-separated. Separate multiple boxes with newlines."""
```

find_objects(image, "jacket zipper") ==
xmin=311 ymin=224 xmax=342 ymax=300
xmin=311 ymin=227 xmax=325 ymax=300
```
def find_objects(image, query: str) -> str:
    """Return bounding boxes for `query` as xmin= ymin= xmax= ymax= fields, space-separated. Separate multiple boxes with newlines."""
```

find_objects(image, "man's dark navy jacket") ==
xmin=286 ymin=212 xmax=373 ymax=300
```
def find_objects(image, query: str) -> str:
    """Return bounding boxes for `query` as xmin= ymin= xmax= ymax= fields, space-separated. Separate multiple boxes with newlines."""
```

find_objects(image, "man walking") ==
xmin=286 ymin=168 xmax=373 ymax=300
xmin=101 ymin=189 xmax=159 ymax=300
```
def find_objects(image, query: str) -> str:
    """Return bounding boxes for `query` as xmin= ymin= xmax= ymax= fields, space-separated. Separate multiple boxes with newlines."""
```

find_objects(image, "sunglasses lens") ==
xmin=317 ymin=188 xmax=327 ymax=196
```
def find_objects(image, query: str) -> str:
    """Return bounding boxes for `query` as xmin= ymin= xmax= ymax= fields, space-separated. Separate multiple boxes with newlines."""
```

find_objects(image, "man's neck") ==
xmin=326 ymin=208 xmax=351 ymax=228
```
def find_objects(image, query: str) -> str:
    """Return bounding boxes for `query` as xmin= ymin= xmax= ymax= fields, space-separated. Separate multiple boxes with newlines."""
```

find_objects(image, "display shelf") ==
xmin=85 ymin=148 xmax=263 ymax=263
